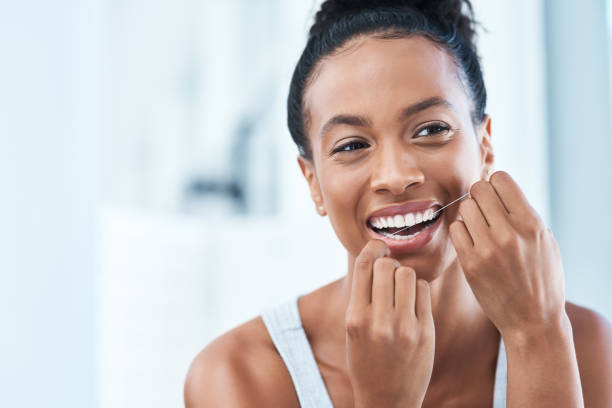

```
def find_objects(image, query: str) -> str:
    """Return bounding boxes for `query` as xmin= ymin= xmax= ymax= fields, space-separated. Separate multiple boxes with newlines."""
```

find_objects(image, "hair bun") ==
xmin=310 ymin=0 xmax=478 ymax=44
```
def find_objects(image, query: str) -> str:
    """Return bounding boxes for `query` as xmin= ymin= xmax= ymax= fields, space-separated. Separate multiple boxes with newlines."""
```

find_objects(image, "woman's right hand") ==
xmin=345 ymin=239 xmax=435 ymax=408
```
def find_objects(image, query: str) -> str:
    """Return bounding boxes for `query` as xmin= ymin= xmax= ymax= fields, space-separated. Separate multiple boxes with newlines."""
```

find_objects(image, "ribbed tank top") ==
xmin=261 ymin=294 xmax=507 ymax=408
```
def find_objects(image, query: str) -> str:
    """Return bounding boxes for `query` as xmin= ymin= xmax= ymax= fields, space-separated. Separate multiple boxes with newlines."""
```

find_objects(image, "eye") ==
xmin=332 ymin=140 xmax=369 ymax=154
xmin=415 ymin=122 xmax=451 ymax=138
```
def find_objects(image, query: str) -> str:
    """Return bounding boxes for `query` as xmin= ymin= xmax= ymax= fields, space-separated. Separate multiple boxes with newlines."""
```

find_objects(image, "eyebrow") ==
xmin=319 ymin=96 xmax=456 ymax=139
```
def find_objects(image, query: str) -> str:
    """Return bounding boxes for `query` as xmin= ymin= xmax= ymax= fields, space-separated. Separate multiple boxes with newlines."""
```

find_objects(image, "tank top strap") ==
xmin=261 ymin=294 xmax=334 ymax=408
xmin=493 ymin=336 xmax=507 ymax=407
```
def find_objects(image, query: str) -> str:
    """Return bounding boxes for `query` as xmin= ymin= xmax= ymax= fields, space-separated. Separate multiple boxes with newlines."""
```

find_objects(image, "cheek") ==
xmin=318 ymin=158 xmax=372 ymax=203
xmin=318 ymin=165 xmax=369 ymax=254
xmin=425 ymin=135 xmax=482 ymax=188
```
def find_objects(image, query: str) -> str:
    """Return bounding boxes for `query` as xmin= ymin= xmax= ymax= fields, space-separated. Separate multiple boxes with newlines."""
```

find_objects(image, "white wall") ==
xmin=545 ymin=0 xmax=612 ymax=320
xmin=0 ymin=1 xmax=102 ymax=407
xmin=473 ymin=0 xmax=550 ymax=222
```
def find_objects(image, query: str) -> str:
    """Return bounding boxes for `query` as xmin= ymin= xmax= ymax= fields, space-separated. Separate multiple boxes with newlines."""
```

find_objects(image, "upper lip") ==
xmin=366 ymin=200 xmax=441 ymax=223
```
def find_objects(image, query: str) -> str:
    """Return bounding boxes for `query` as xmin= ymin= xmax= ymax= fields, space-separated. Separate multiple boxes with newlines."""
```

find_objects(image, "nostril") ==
xmin=369 ymin=156 xmax=426 ymax=194
xmin=371 ymin=176 xmax=425 ymax=195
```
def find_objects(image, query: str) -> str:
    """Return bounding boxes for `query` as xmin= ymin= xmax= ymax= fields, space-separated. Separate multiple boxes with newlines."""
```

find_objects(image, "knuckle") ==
xmin=478 ymin=244 xmax=495 ymax=260
xmin=524 ymin=218 xmax=545 ymax=239
xmin=398 ymin=326 xmax=418 ymax=345
xmin=345 ymin=315 xmax=365 ymax=334
xmin=370 ymin=324 xmax=394 ymax=342
xmin=499 ymin=232 xmax=520 ymax=251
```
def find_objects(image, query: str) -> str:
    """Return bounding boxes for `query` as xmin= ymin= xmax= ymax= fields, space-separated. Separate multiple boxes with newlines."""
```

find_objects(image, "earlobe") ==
xmin=297 ymin=155 xmax=326 ymax=216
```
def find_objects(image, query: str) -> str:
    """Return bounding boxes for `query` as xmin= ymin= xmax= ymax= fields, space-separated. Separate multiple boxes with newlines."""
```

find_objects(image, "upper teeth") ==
xmin=370 ymin=208 xmax=437 ymax=229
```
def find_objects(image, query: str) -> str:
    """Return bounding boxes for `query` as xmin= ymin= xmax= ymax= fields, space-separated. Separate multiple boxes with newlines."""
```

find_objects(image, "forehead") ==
xmin=303 ymin=35 xmax=468 ymax=132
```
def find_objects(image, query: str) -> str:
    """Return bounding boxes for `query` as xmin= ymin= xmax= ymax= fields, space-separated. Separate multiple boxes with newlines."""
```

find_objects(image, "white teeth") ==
xmin=393 ymin=215 xmax=404 ymax=227
xmin=404 ymin=213 xmax=415 ymax=227
xmin=369 ymin=207 xmax=440 ymax=230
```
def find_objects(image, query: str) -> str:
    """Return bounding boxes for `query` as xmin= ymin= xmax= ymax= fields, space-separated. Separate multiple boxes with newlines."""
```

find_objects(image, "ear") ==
xmin=297 ymin=155 xmax=326 ymax=216
xmin=478 ymin=114 xmax=495 ymax=180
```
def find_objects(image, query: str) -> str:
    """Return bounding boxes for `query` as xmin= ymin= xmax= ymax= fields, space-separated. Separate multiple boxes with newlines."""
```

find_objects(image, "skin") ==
xmin=184 ymin=35 xmax=612 ymax=407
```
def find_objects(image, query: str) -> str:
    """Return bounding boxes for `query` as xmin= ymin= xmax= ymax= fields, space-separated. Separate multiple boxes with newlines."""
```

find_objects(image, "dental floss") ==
xmin=389 ymin=191 xmax=471 ymax=236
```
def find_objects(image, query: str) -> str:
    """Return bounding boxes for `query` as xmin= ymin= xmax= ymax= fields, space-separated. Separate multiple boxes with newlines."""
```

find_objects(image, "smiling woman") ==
xmin=184 ymin=1 xmax=612 ymax=407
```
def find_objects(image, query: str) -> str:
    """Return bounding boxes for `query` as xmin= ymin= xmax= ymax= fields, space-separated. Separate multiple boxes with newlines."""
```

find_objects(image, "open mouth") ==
xmin=368 ymin=207 xmax=443 ymax=241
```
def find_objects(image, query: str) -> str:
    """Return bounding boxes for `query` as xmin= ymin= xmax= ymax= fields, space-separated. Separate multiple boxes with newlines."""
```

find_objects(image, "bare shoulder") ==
xmin=565 ymin=301 xmax=612 ymax=407
xmin=184 ymin=316 xmax=300 ymax=408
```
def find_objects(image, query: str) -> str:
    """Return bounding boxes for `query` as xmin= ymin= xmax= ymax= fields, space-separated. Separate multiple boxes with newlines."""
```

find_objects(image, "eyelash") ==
xmin=416 ymin=122 xmax=451 ymax=137
xmin=331 ymin=122 xmax=451 ymax=154
xmin=332 ymin=140 xmax=369 ymax=154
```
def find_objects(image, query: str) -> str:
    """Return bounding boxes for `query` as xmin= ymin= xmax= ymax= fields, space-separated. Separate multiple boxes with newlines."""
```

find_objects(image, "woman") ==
xmin=185 ymin=1 xmax=612 ymax=406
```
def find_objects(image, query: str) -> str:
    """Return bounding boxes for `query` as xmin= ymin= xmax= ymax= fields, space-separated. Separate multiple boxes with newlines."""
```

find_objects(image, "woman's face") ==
xmin=298 ymin=35 xmax=493 ymax=279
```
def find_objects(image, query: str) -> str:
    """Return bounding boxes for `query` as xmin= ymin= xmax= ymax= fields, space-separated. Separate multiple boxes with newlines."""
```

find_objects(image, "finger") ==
xmin=488 ymin=171 xmax=532 ymax=218
xmin=394 ymin=266 xmax=416 ymax=317
xmin=469 ymin=180 xmax=511 ymax=227
xmin=449 ymin=220 xmax=479 ymax=276
xmin=351 ymin=240 xmax=390 ymax=310
xmin=372 ymin=257 xmax=399 ymax=315
xmin=449 ymin=219 xmax=473 ymax=252
xmin=457 ymin=197 xmax=490 ymax=246
xmin=415 ymin=279 xmax=432 ymax=320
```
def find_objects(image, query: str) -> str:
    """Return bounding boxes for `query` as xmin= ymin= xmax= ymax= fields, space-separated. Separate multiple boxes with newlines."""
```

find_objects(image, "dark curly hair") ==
xmin=287 ymin=0 xmax=485 ymax=159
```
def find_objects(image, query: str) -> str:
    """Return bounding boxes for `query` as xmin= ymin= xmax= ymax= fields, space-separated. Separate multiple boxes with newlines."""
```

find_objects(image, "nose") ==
xmin=370 ymin=145 xmax=425 ymax=195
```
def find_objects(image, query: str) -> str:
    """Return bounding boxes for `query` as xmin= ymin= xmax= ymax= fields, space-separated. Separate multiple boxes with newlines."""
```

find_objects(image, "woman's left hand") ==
xmin=449 ymin=170 xmax=567 ymax=341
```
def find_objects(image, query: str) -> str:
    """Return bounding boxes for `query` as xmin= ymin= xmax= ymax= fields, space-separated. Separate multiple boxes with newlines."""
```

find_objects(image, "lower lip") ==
xmin=366 ymin=212 xmax=443 ymax=253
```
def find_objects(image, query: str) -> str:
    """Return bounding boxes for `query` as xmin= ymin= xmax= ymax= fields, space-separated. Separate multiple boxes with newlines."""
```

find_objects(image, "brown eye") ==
xmin=332 ymin=140 xmax=369 ymax=153
xmin=415 ymin=122 xmax=451 ymax=138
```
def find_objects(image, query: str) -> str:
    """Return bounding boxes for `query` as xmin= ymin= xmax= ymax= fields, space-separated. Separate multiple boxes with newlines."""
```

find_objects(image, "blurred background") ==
xmin=1 ymin=0 xmax=611 ymax=407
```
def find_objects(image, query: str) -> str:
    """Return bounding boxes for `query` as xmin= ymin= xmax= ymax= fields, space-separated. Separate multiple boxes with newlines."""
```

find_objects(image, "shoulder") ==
xmin=565 ymin=301 xmax=612 ymax=407
xmin=183 ymin=315 xmax=300 ymax=408
xmin=565 ymin=301 xmax=612 ymax=352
